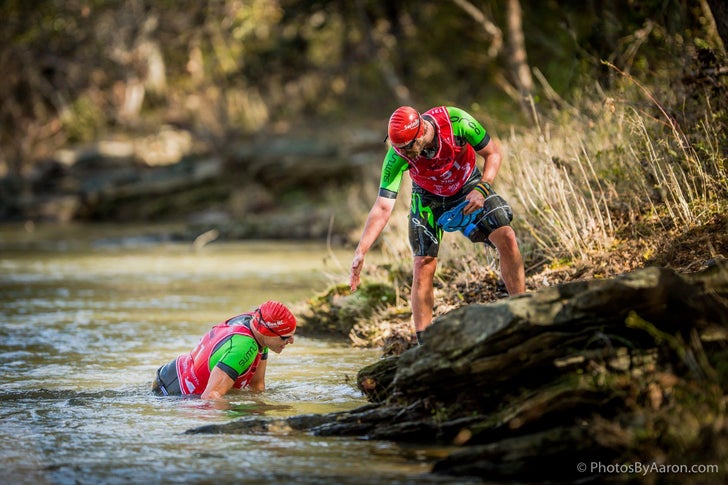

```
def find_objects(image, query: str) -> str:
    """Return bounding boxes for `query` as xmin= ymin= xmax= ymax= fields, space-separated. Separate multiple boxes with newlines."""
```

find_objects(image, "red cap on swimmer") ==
xmin=387 ymin=106 xmax=421 ymax=145
xmin=255 ymin=300 xmax=296 ymax=337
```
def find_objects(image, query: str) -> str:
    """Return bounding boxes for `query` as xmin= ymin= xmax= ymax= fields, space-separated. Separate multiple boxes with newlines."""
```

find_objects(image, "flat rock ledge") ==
xmin=186 ymin=263 xmax=728 ymax=483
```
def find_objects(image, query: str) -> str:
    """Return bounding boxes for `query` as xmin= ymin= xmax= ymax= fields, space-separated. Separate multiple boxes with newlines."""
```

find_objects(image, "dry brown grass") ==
xmin=333 ymin=69 xmax=727 ymax=352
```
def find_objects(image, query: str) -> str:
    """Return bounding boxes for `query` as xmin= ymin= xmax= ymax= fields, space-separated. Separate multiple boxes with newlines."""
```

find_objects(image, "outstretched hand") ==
xmin=350 ymin=253 xmax=364 ymax=291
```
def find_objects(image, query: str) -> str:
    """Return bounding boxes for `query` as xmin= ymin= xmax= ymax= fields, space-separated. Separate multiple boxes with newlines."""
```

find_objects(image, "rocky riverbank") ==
xmin=186 ymin=263 xmax=728 ymax=483
xmin=0 ymin=125 xmax=383 ymax=243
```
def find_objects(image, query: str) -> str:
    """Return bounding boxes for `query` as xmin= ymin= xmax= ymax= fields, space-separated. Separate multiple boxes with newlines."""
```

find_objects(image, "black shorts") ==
xmin=151 ymin=358 xmax=182 ymax=396
xmin=409 ymin=169 xmax=514 ymax=257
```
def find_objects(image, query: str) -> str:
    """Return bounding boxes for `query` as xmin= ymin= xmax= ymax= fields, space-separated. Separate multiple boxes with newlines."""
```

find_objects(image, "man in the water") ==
xmin=151 ymin=300 xmax=296 ymax=399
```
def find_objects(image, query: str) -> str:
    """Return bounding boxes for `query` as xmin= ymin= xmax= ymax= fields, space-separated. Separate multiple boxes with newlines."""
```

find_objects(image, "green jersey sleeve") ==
xmin=447 ymin=106 xmax=490 ymax=151
xmin=378 ymin=147 xmax=409 ymax=198
xmin=209 ymin=333 xmax=259 ymax=380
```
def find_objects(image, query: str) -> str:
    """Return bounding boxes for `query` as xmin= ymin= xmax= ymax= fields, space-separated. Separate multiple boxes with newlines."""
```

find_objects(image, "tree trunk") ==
xmin=506 ymin=0 xmax=533 ymax=118
xmin=704 ymin=0 xmax=728 ymax=55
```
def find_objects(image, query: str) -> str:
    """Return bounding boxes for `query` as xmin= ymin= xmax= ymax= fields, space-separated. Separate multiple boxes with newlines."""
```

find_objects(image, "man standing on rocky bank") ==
xmin=349 ymin=106 xmax=526 ymax=345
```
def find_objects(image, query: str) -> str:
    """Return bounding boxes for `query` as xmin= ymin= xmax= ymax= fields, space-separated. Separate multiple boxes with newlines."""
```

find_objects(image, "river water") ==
xmin=0 ymin=223 xmax=476 ymax=485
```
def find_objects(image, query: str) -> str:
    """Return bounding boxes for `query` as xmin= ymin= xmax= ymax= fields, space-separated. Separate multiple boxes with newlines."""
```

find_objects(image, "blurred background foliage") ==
xmin=1 ymin=0 xmax=724 ymax=176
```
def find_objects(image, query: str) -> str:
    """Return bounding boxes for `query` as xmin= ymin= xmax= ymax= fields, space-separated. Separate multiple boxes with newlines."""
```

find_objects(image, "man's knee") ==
xmin=413 ymin=256 xmax=437 ymax=280
xmin=488 ymin=226 xmax=520 ymax=254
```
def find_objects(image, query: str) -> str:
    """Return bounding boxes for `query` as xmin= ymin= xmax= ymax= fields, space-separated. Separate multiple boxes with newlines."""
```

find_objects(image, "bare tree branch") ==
xmin=450 ymin=0 xmax=502 ymax=59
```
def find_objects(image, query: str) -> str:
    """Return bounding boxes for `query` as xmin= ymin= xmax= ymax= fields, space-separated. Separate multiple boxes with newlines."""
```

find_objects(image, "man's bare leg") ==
xmin=489 ymin=226 xmax=526 ymax=295
xmin=411 ymin=255 xmax=437 ymax=342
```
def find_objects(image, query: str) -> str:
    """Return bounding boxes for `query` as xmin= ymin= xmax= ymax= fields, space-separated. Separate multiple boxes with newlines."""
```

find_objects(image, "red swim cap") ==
xmin=387 ymin=106 xmax=421 ymax=145
xmin=256 ymin=300 xmax=296 ymax=337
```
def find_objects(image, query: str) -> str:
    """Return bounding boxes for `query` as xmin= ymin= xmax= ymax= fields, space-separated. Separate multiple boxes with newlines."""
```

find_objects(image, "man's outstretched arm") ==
xmin=350 ymin=196 xmax=396 ymax=291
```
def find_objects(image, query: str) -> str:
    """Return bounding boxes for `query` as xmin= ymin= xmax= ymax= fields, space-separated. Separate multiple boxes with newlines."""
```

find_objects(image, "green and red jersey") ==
xmin=176 ymin=313 xmax=267 ymax=395
xmin=379 ymin=106 xmax=490 ymax=197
